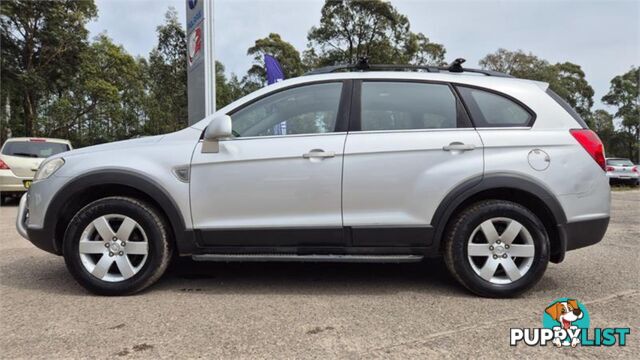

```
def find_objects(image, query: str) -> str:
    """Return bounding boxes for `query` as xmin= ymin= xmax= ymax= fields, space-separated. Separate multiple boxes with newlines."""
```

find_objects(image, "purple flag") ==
xmin=264 ymin=54 xmax=284 ymax=85
xmin=265 ymin=54 xmax=287 ymax=135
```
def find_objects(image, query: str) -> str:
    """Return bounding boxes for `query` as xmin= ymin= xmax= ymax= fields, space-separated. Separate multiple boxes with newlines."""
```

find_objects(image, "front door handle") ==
xmin=303 ymin=149 xmax=335 ymax=159
xmin=442 ymin=142 xmax=475 ymax=152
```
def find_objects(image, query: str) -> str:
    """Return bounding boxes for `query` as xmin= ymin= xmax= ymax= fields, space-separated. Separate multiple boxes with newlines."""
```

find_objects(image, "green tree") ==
xmin=215 ymin=61 xmax=233 ymax=109
xmin=0 ymin=0 xmax=97 ymax=136
xmin=549 ymin=62 xmax=594 ymax=119
xmin=602 ymin=67 xmax=640 ymax=162
xmin=144 ymin=8 xmax=187 ymax=135
xmin=478 ymin=48 xmax=548 ymax=78
xmin=305 ymin=0 xmax=445 ymax=66
xmin=41 ymin=34 xmax=146 ymax=146
xmin=590 ymin=109 xmax=615 ymax=155
xmin=479 ymin=49 xmax=594 ymax=119
xmin=247 ymin=33 xmax=305 ymax=82
xmin=410 ymin=32 xmax=446 ymax=66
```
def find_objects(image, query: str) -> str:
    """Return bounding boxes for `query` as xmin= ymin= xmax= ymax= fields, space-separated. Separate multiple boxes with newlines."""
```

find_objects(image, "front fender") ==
xmin=37 ymin=169 xmax=194 ymax=255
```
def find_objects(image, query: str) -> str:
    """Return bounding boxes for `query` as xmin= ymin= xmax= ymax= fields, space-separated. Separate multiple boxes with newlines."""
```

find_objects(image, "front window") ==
xmin=230 ymin=82 xmax=343 ymax=137
xmin=1 ymin=141 xmax=70 ymax=158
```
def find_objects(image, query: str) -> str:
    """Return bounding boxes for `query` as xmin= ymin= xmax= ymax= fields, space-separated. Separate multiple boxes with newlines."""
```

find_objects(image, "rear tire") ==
xmin=63 ymin=197 xmax=172 ymax=295
xmin=443 ymin=200 xmax=549 ymax=297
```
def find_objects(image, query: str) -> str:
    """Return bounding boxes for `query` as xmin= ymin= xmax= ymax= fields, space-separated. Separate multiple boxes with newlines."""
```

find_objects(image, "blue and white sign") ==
xmin=186 ymin=0 xmax=215 ymax=124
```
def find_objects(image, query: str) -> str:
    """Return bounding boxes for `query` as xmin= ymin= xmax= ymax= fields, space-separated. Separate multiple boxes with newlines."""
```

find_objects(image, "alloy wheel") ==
xmin=78 ymin=214 xmax=149 ymax=282
xmin=467 ymin=217 xmax=535 ymax=284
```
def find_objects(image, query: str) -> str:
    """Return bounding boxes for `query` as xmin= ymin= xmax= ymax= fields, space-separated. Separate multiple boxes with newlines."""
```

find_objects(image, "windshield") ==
xmin=607 ymin=159 xmax=634 ymax=166
xmin=1 ymin=141 xmax=70 ymax=158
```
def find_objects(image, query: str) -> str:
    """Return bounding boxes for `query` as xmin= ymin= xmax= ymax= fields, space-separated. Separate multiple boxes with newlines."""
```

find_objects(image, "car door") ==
xmin=342 ymin=80 xmax=484 ymax=247
xmin=190 ymin=81 xmax=350 ymax=247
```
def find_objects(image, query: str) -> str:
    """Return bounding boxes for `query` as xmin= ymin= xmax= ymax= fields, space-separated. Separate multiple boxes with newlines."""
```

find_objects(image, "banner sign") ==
xmin=186 ymin=0 xmax=215 ymax=124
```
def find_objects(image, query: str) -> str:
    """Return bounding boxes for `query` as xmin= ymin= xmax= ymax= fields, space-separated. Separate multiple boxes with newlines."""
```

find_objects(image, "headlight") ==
xmin=34 ymin=158 xmax=65 ymax=181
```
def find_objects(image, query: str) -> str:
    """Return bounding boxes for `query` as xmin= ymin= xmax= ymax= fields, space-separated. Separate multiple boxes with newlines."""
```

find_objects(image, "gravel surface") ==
xmin=1 ymin=190 xmax=638 ymax=359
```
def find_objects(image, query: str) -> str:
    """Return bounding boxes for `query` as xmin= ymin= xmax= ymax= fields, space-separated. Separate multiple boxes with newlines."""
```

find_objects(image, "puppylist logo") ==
xmin=510 ymin=298 xmax=630 ymax=347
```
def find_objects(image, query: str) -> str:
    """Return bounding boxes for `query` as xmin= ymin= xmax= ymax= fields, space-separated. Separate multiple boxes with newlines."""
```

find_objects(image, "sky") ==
xmin=87 ymin=0 xmax=640 ymax=110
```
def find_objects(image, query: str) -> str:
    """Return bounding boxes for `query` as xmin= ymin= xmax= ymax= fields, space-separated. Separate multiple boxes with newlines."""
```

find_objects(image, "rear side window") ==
xmin=360 ymin=82 xmax=459 ymax=131
xmin=457 ymin=86 xmax=533 ymax=127
xmin=1 ymin=141 xmax=70 ymax=158
xmin=546 ymin=88 xmax=588 ymax=128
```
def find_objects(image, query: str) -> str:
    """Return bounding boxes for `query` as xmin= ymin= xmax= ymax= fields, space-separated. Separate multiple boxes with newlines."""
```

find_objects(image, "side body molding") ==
xmin=429 ymin=172 xmax=567 ymax=257
xmin=44 ymin=170 xmax=194 ymax=254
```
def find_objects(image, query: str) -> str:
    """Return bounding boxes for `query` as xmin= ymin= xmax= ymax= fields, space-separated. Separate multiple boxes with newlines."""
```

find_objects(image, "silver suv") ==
xmin=16 ymin=63 xmax=610 ymax=297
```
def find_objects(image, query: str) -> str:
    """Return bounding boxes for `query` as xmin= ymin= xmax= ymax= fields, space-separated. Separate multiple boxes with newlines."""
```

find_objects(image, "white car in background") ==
xmin=605 ymin=158 xmax=639 ymax=186
xmin=0 ymin=137 xmax=72 ymax=202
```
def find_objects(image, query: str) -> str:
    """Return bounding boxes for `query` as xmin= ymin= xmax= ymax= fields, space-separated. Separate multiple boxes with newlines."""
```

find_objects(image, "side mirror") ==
xmin=204 ymin=115 xmax=232 ymax=140
xmin=202 ymin=115 xmax=232 ymax=153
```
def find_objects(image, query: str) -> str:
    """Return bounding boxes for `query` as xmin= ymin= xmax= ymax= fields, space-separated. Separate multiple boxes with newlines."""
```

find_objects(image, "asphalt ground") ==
xmin=0 ymin=189 xmax=638 ymax=359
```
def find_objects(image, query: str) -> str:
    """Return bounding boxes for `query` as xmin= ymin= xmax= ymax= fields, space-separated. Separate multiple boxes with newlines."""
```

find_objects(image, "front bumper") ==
xmin=16 ymin=192 xmax=61 ymax=254
xmin=16 ymin=193 xmax=29 ymax=239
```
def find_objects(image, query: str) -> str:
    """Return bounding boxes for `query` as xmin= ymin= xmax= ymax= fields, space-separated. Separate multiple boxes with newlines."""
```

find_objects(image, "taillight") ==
xmin=29 ymin=138 xmax=46 ymax=142
xmin=605 ymin=166 xmax=614 ymax=172
xmin=570 ymin=129 xmax=605 ymax=171
xmin=633 ymin=166 xmax=638 ymax=173
xmin=0 ymin=159 xmax=9 ymax=170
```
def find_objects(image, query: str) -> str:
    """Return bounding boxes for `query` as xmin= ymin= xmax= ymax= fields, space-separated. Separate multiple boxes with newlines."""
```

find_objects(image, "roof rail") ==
xmin=304 ymin=57 xmax=513 ymax=78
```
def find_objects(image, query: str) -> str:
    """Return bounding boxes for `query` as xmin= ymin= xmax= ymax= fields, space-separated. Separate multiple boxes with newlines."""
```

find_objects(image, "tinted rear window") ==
xmin=606 ymin=159 xmax=634 ymax=166
xmin=457 ymin=86 xmax=533 ymax=127
xmin=1 ymin=141 xmax=70 ymax=158
xmin=546 ymin=88 xmax=588 ymax=128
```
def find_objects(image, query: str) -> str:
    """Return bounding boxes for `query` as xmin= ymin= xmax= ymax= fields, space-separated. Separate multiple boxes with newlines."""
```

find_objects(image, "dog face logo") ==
xmin=545 ymin=299 xmax=584 ymax=330
xmin=542 ymin=298 xmax=590 ymax=347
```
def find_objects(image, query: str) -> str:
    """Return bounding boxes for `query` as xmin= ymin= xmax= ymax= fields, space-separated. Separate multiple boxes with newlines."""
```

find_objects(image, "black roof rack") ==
xmin=304 ymin=57 xmax=513 ymax=78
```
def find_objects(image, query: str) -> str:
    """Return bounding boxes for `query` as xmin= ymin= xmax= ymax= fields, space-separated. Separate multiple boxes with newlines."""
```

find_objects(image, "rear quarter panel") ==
xmin=474 ymin=81 xmax=610 ymax=223
xmin=478 ymin=129 xmax=610 ymax=223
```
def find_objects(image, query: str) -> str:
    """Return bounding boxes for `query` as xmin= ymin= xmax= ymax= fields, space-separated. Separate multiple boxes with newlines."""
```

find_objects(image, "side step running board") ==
xmin=192 ymin=254 xmax=424 ymax=263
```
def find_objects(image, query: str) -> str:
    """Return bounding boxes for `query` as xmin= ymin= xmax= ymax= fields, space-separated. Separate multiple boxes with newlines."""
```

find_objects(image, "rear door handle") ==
xmin=442 ymin=142 xmax=475 ymax=152
xmin=303 ymin=149 xmax=335 ymax=159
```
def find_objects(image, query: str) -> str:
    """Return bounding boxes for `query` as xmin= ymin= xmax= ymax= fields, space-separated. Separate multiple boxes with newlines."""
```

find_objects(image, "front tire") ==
xmin=443 ymin=200 xmax=549 ymax=297
xmin=63 ymin=197 xmax=172 ymax=295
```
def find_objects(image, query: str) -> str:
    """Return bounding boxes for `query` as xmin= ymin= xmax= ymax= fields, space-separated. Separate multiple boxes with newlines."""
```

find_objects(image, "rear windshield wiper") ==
xmin=10 ymin=152 xmax=39 ymax=158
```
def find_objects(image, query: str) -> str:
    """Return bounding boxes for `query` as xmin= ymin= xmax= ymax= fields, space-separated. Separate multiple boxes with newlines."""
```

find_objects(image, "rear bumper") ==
xmin=554 ymin=216 xmax=609 ymax=263
xmin=606 ymin=172 xmax=639 ymax=180
xmin=0 ymin=170 xmax=30 ymax=192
